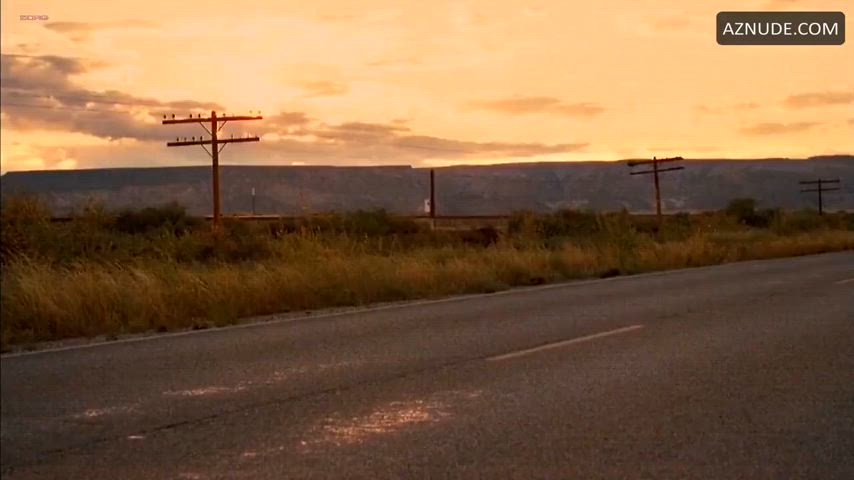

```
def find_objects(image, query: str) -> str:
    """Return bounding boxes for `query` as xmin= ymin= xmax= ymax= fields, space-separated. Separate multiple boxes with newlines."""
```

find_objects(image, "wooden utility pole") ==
xmin=627 ymin=156 xmax=685 ymax=225
xmin=162 ymin=111 xmax=262 ymax=229
xmin=429 ymin=169 xmax=438 ymax=230
xmin=799 ymin=178 xmax=841 ymax=215
xmin=430 ymin=169 xmax=436 ymax=216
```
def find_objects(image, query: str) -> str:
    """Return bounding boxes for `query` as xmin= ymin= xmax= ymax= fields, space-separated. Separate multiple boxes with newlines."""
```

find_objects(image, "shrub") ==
xmin=773 ymin=209 xmax=828 ymax=234
xmin=750 ymin=208 xmax=779 ymax=228
xmin=656 ymin=212 xmax=694 ymax=240
xmin=171 ymin=220 xmax=274 ymax=263
xmin=341 ymin=210 xmax=421 ymax=235
xmin=278 ymin=210 xmax=423 ymax=237
xmin=114 ymin=202 xmax=200 ymax=235
xmin=0 ymin=194 xmax=52 ymax=262
xmin=3 ymin=204 xmax=854 ymax=348
xmin=459 ymin=226 xmax=501 ymax=247
xmin=725 ymin=198 xmax=757 ymax=224
xmin=724 ymin=198 xmax=778 ymax=228
xmin=507 ymin=211 xmax=541 ymax=239
xmin=508 ymin=209 xmax=602 ymax=239
xmin=726 ymin=198 xmax=757 ymax=220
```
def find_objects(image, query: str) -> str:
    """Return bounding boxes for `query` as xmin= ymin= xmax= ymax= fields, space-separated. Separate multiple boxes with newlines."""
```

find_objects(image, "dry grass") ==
xmin=3 ymin=229 xmax=852 ymax=349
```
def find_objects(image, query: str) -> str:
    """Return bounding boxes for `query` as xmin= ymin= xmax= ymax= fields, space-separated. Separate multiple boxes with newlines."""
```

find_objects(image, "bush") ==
xmin=4 ymin=229 xmax=852 ymax=348
xmin=341 ymin=210 xmax=422 ymax=235
xmin=751 ymin=208 xmax=779 ymax=228
xmin=773 ymin=209 xmax=828 ymax=234
xmin=458 ymin=227 xmax=501 ymax=247
xmin=274 ymin=210 xmax=423 ymax=237
xmin=726 ymin=198 xmax=757 ymax=220
xmin=656 ymin=212 xmax=694 ymax=240
xmin=0 ymin=194 xmax=52 ymax=262
xmin=114 ymin=202 xmax=200 ymax=235
xmin=724 ymin=198 xmax=778 ymax=228
xmin=508 ymin=209 xmax=602 ymax=239
xmin=173 ymin=227 xmax=273 ymax=263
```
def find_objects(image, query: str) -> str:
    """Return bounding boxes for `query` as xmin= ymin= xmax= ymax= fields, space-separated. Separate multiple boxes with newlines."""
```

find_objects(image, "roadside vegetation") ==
xmin=1 ymin=194 xmax=852 ymax=349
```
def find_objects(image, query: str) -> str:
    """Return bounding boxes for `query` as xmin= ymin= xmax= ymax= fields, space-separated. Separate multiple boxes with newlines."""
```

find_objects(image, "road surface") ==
xmin=2 ymin=252 xmax=853 ymax=479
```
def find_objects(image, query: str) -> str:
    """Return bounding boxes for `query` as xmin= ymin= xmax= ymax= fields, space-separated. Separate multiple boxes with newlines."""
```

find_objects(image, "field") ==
xmin=1 ymin=196 xmax=852 ymax=350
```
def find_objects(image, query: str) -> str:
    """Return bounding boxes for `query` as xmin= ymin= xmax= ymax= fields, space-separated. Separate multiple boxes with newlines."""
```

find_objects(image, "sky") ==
xmin=1 ymin=0 xmax=852 ymax=173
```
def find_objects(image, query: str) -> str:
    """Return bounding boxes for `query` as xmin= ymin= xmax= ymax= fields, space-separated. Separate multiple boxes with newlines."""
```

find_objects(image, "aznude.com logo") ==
xmin=717 ymin=11 xmax=845 ymax=45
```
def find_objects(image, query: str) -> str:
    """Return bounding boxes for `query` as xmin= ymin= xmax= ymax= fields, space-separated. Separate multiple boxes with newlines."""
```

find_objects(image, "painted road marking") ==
xmin=486 ymin=325 xmax=644 ymax=362
xmin=834 ymin=277 xmax=854 ymax=285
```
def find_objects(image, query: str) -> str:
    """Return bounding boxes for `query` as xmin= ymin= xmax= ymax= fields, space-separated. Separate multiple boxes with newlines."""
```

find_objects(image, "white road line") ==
xmin=486 ymin=324 xmax=644 ymax=362
xmin=834 ymin=277 xmax=854 ymax=285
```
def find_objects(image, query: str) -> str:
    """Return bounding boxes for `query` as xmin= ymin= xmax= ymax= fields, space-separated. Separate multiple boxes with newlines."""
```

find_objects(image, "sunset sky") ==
xmin=1 ymin=0 xmax=852 ymax=173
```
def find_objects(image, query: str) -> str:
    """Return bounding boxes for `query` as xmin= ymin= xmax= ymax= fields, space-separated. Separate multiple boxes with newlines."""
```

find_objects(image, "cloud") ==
xmin=314 ymin=13 xmax=360 ymax=22
xmin=739 ymin=122 xmax=821 ymax=135
xmin=0 ymin=54 xmax=214 ymax=109
xmin=783 ymin=91 xmax=854 ymax=109
xmin=733 ymin=102 xmax=760 ymax=111
xmin=649 ymin=146 xmax=718 ymax=153
xmin=174 ymin=114 xmax=588 ymax=170
xmin=622 ymin=11 xmax=704 ymax=39
xmin=695 ymin=102 xmax=761 ymax=114
xmin=467 ymin=96 xmax=604 ymax=117
xmin=257 ymin=115 xmax=587 ymax=157
xmin=265 ymin=111 xmax=313 ymax=128
xmin=319 ymin=121 xmax=409 ymax=140
xmin=763 ymin=0 xmax=810 ymax=9
xmin=0 ymin=54 xmax=92 ymax=90
xmin=650 ymin=16 xmax=692 ymax=30
xmin=43 ymin=20 xmax=157 ymax=42
xmin=1 ymin=55 xmax=588 ymax=168
xmin=694 ymin=105 xmax=722 ymax=115
xmin=1 ymin=54 xmax=222 ymax=141
xmin=298 ymin=80 xmax=349 ymax=97
xmin=366 ymin=57 xmax=421 ymax=68
xmin=391 ymin=135 xmax=587 ymax=157
xmin=704 ymin=91 xmax=854 ymax=115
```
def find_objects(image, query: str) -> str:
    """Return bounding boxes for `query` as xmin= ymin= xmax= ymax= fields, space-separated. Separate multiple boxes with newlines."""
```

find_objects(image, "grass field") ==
xmin=1 ymin=196 xmax=852 ymax=349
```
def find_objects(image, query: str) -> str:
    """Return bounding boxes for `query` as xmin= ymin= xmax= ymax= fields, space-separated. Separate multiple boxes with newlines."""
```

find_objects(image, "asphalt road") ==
xmin=2 ymin=252 xmax=853 ymax=479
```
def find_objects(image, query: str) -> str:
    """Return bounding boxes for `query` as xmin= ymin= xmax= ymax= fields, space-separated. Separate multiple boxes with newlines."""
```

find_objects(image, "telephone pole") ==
xmin=430 ymin=169 xmax=436 ymax=229
xmin=627 ymin=156 xmax=685 ymax=225
xmin=162 ymin=110 xmax=262 ymax=229
xmin=799 ymin=178 xmax=840 ymax=215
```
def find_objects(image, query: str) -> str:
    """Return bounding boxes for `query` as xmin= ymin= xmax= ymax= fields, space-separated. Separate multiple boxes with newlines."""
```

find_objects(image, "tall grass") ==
xmin=1 ymin=197 xmax=852 ymax=348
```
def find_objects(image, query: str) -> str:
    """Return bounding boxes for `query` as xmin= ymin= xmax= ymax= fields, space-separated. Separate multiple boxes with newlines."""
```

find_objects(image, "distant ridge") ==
xmin=2 ymin=156 xmax=852 ymax=215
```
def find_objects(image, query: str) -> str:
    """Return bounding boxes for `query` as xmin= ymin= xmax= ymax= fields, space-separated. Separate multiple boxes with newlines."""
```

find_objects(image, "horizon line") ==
xmin=2 ymin=154 xmax=852 ymax=175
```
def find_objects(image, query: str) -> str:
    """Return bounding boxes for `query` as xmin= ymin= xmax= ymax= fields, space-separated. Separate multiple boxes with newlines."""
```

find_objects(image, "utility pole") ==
xmin=430 ymin=169 xmax=436 ymax=216
xmin=627 ymin=156 xmax=685 ymax=226
xmin=251 ymin=187 xmax=256 ymax=215
xmin=799 ymin=178 xmax=841 ymax=215
xmin=162 ymin=110 xmax=262 ymax=229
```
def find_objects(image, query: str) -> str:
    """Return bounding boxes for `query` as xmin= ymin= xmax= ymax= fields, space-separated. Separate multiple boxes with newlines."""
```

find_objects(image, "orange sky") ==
xmin=1 ymin=0 xmax=852 ymax=172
